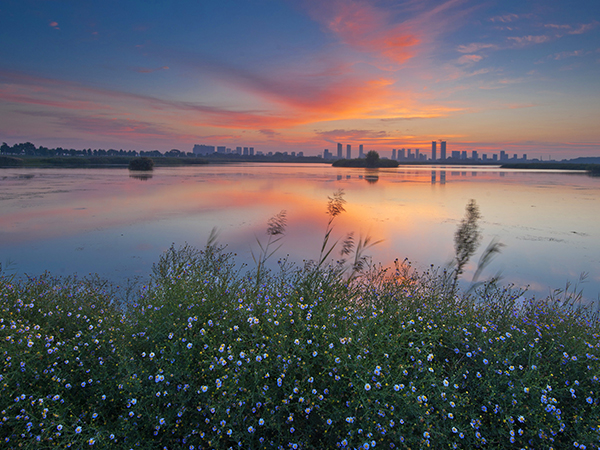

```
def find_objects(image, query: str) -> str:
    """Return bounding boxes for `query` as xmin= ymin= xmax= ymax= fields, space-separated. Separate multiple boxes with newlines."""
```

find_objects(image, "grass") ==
xmin=1 ymin=198 xmax=599 ymax=449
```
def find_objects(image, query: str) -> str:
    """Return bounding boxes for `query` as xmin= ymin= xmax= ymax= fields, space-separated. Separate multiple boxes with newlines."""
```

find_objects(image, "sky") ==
xmin=1 ymin=0 xmax=599 ymax=159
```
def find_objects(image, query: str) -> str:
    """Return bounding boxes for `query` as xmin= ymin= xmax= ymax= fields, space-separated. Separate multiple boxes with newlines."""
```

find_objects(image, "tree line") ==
xmin=0 ymin=142 xmax=190 ymax=158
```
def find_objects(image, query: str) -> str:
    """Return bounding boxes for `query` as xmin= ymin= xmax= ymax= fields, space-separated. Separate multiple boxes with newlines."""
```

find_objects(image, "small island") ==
xmin=128 ymin=156 xmax=155 ymax=171
xmin=332 ymin=150 xmax=400 ymax=168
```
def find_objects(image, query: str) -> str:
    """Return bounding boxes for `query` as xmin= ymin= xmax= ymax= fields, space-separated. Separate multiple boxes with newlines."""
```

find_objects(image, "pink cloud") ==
xmin=456 ymin=43 xmax=497 ymax=53
xmin=568 ymin=22 xmax=598 ymax=35
xmin=306 ymin=0 xmax=421 ymax=66
xmin=457 ymin=54 xmax=483 ymax=64
xmin=489 ymin=13 xmax=533 ymax=23
xmin=49 ymin=21 xmax=59 ymax=29
xmin=507 ymin=35 xmax=551 ymax=46
xmin=552 ymin=50 xmax=584 ymax=60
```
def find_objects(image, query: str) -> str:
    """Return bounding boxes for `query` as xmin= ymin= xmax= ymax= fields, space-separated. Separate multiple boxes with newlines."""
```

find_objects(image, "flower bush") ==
xmin=1 ymin=245 xmax=599 ymax=449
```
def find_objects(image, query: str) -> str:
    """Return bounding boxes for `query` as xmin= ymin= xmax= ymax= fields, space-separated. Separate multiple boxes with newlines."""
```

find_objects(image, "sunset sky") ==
xmin=1 ymin=0 xmax=599 ymax=159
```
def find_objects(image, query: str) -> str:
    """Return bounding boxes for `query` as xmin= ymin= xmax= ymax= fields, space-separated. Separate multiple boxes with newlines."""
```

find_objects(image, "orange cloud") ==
xmin=307 ymin=0 xmax=420 ymax=66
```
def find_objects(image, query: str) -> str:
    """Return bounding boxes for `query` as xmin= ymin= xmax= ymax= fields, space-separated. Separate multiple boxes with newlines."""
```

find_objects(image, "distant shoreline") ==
xmin=1 ymin=154 xmax=599 ymax=174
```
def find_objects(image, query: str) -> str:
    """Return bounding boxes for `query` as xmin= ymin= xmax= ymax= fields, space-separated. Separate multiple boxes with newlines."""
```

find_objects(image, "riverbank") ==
xmin=1 ymin=243 xmax=598 ymax=449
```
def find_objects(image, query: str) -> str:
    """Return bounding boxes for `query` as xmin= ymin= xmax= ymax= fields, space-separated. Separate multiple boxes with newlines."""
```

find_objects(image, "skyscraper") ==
xmin=440 ymin=141 xmax=447 ymax=160
xmin=337 ymin=143 xmax=342 ymax=159
xmin=431 ymin=141 xmax=437 ymax=161
xmin=346 ymin=144 xmax=351 ymax=159
xmin=392 ymin=149 xmax=396 ymax=160
xmin=359 ymin=144 xmax=364 ymax=158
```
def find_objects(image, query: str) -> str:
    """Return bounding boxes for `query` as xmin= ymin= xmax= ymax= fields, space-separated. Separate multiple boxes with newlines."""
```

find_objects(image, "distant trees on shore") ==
xmin=0 ymin=142 xmax=169 ymax=158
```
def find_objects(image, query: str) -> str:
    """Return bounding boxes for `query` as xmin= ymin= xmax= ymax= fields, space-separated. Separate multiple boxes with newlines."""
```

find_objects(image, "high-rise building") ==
xmin=249 ymin=147 xmax=254 ymax=156
xmin=346 ymin=144 xmax=351 ymax=159
xmin=243 ymin=147 xmax=249 ymax=156
xmin=461 ymin=151 xmax=467 ymax=160
xmin=392 ymin=149 xmax=397 ymax=160
xmin=193 ymin=144 xmax=215 ymax=155
xmin=399 ymin=148 xmax=405 ymax=160
xmin=337 ymin=143 xmax=342 ymax=159
xmin=323 ymin=149 xmax=331 ymax=159
xmin=431 ymin=141 xmax=437 ymax=161
xmin=217 ymin=146 xmax=226 ymax=153
xmin=440 ymin=141 xmax=447 ymax=160
xmin=236 ymin=146 xmax=242 ymax=155
xmin=359 ymin=144 xmax=364 ymax=158
xmin=415 ymin=149 xmax=420 ymax=160
xmin=472 ymin=151 xmax=478 ymax=161
xmin=500 ymin=150 xmax=507 ymax=161
xmin=407 ymin=149 xmax=413 ymax=159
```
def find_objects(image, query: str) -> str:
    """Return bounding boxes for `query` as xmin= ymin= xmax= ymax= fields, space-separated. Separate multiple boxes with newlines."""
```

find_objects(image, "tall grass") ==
xmin=1 ymin=199 xmax=599 ymax=449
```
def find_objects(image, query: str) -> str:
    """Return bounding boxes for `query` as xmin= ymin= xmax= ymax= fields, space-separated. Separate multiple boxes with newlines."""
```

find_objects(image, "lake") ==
xmin=1 ymin=163 xmax=599 ymax=303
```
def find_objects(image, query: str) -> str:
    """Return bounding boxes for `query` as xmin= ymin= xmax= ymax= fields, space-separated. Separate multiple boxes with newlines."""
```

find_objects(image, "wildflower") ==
xmin=75 ymin=426 xmax=82 ymax=434
xmin=346 ymin=417 xmax=355 ymax=424
xmin=187 ymin=343 xmax=193 ymax=349
xmin=201 ymin=386 xmax=208 ymax=393
xmin=365 ymin=383 xmax=371 ymax=391
xmin=248 ymin=426 xmax=255 ymax=433
xmin=443 ymin=379 xmax=449 ymax=387
xmin=88 ymin=438 xmax=95 ymax=445
xmin=259 ymin=418 xmax=265 ymax=426
xmin=327 ymin=419 xmax=332 ymax=425
xmin=586 ymin=397 xmax=593 ymax=404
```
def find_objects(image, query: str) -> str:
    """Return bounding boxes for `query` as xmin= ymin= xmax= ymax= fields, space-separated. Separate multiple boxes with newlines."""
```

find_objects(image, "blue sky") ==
xmin=1 ymin=0 xmax=599 ymax=158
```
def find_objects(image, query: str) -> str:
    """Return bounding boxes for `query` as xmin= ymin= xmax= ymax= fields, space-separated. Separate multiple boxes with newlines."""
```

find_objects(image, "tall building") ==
xmin=346 ymin=144 xmax=351 ymax=159
xmin=249 ymin=147 xmax=254 ymax=156
xmin=500 ymin=150 xmax=507 ymax=161
xmin=236 ymin=146 xmax=242 ymax=155
xmin=323 ymin=149 xmax=331 ymax=159
xmin=472 ymin=151 xmax=478 ymax=161
xmin=399 ymin=148 xmax=405 ymax=160
xmin=193 ymin=144 xmax=215 ymax=155
xmin=440 ymin=141 xmax=447 ymax=160
xmin=243 ymin=147 xmax=249 ymax=156
xmin=461 ymin=151 xmax=467 ymax=160
xmin=431 ymin=141 xmax=437 ymax=161
xmin=337 ymin=143 xmax=342 ymax=158
xmin=217 ymin=146 xmax=226 ymax=153
xmin=392 ymin=149 xmax=396 ymax=160
xmin=415 ymin=149 xmax=420 ymax=160
xmin=359 ymin=144 xmax=364 ymax=158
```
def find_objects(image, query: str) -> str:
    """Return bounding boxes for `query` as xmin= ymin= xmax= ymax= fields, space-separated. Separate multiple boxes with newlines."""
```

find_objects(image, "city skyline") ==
xmin=1 ymin=0 xmax=599 ymax=159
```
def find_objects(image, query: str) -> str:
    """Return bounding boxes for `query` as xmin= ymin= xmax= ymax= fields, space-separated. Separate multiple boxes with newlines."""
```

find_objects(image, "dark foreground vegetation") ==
xmin=1 ymin=196 xmax=599 ymax=449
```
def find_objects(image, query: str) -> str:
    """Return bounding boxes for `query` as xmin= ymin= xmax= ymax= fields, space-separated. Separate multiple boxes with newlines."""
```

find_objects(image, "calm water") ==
xmin=1 ymin=163 xmax=599 ymax=302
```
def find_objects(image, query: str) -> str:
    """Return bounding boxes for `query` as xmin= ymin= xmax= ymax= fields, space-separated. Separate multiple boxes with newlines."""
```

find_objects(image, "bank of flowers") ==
xmin=1 ymin=245 xmax=599 ymax=449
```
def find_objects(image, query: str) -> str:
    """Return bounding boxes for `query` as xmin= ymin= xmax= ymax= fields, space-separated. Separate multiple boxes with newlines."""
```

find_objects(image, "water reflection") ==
xmin=129 ymin=173 xmax=153 ymax=181
xmin=1 ymin=164 xmax=599 ymax=302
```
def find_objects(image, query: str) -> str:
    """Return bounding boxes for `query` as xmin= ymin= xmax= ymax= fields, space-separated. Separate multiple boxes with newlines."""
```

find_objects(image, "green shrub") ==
xmin=128 ymin=157 xmax=154 ymax=171
xmin=1 ymin=246 xmax=598 ymax=449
